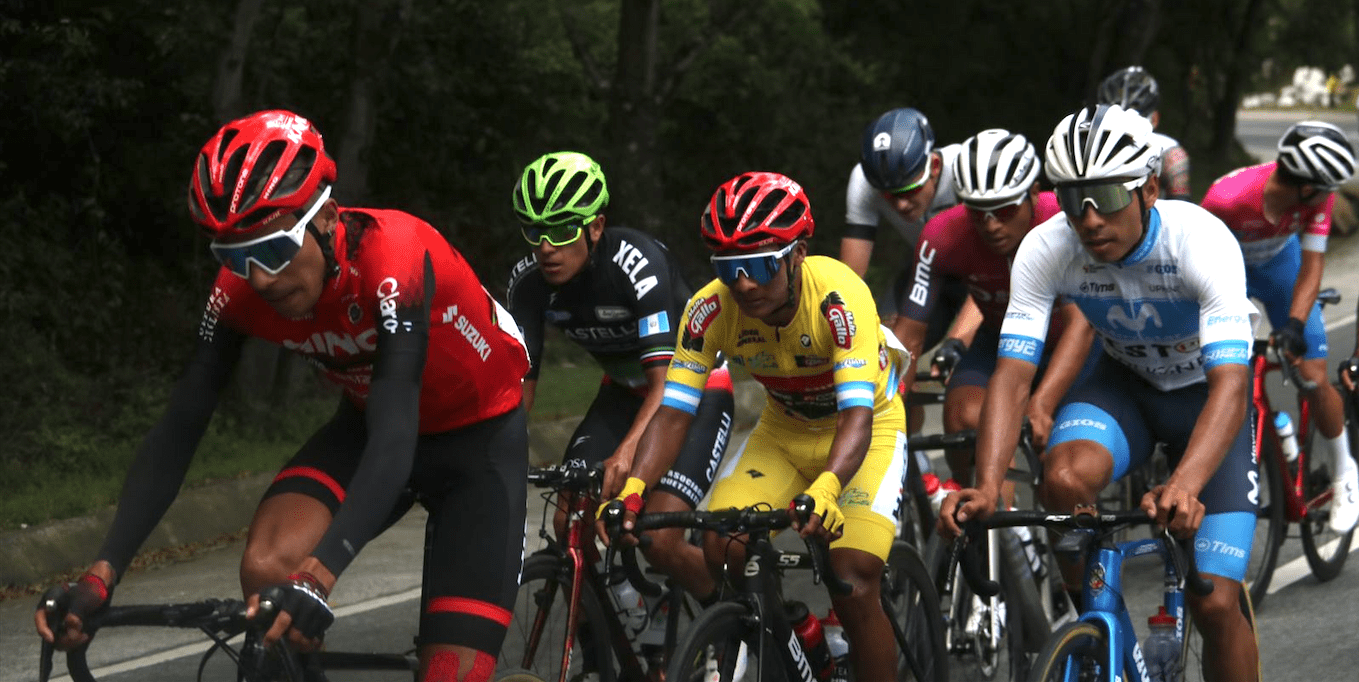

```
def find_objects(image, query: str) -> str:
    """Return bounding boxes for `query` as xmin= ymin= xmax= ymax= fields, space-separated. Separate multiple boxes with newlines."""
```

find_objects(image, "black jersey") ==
xmin=507 ymin=227 xmax=691 ymax=388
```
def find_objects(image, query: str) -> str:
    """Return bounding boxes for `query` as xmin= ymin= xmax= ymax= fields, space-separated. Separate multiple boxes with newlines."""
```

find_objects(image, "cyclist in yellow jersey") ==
xmin=599 ymin=172 xmax=908 ymax=681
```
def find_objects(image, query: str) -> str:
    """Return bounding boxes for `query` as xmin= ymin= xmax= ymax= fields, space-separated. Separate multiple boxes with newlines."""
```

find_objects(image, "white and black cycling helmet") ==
xmin=1097 ymin=66 xmax=1160 ymax=116
xmin=953 ymin=128 xmax=1041 ymax=205
xmin=1277 ymin=121 xmax=1355 ymax=190
xmin=1045 ymin=104 xmax=1160 ymax=184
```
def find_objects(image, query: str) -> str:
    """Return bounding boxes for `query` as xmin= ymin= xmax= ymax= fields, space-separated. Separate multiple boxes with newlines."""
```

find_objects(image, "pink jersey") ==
xmin=1200 ymin=162 xmax=1334 ymax=265
xmin=901 ymin=192 xmax=1061 ymax=332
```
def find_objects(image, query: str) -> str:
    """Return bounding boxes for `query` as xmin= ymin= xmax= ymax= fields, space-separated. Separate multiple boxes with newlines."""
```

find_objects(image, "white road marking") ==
xmin=1265 ymin=539 xmax=1359 ymax=595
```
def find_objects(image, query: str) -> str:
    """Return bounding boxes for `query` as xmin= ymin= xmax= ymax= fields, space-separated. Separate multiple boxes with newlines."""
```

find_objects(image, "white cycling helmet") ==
xmin=953 ymin=128 xmax=1041 ymax=205
xmin=1277 ymin=121 xmax=1355 ymax=190
xmin=1045 ymin=104 xmax=1160 ymax=184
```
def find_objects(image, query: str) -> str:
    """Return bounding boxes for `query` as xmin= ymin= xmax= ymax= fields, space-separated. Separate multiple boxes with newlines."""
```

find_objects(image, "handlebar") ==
xmin=907 ymin=420 xmax=1043 ymax=487
xmin=951 ymin=509 xmax=1214 ymax=599
xmin=526 ymin=463 xmax=603 ymax=492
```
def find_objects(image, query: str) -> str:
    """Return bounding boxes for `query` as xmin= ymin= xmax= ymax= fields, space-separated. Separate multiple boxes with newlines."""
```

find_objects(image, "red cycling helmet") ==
xmin=187 ymin=110 xmax=338 ymax=238
xmin=700 ymin=172 xmax=814 ymax=252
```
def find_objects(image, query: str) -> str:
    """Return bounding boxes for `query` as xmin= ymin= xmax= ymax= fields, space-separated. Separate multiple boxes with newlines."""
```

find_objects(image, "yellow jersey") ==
xmin=661 ymin=256 xmax=900 ymax=428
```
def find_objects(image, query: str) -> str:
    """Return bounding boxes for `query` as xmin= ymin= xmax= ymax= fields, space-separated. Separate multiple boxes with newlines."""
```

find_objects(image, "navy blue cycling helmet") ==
xmin=859 ymin=107 xmax=936 ymax=191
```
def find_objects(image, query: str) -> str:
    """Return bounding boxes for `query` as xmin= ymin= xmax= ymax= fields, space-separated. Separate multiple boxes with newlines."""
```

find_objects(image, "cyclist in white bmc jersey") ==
xmin=1098 ymin=66 xmax=1192 ymax=201
xmin=940 ymin=105 xmax=1260 ymax=682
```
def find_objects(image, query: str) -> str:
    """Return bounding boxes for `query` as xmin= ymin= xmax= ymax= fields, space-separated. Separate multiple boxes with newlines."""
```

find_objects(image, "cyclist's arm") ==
xmin=522 ymin=379 xmax=538 ymax=413
xmin=1169 ymin=362 xmax=1250 ymax=497
xmin=627 ymin=404 xmax=697 ymax=489
xmin=825 ymin=405 xmax=874 ymax=484
xmin=942 ymin=295 xmax=983 ymax=348
xmin=838 ymin=234 xmax=875 ymax=277
xmin=1161 ymin=145 xmax=1192 ymax=201
xmin=974 ymin=357 xmax=1039 ymax=500
xmin=891 ymin=316 xmax=928 ymax=396
xmin=95 ymin=325 xmax=246 ymax=579
xmin=505 ymin=256 xmax=546 ymax=411
xmin=1027 ymin=303 xmax=1095 ymax=444
xmin=1288 ymin=248 xmax=1325 ymax=324
xmin=309 ymin=257 xmax=434 ymax=581
xmin=603 ymin=364 xmax=668 ymax=497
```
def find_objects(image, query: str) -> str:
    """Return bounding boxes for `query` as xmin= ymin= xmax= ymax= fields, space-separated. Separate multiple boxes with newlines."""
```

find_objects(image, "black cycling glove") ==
xmin=1270 ymin=317 xmax=1307 ymax=359
xmin=258 ymin=573 xmax=335 ymax=640
xmin=932 ymin=337 xmax=967 ymax=377
xmin=38 ymin=573 xmax=111 ymax=630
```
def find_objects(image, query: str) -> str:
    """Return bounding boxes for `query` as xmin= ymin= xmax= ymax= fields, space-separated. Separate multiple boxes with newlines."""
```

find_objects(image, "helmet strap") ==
xmin=305 ymin=223 xmax=340 ymax=280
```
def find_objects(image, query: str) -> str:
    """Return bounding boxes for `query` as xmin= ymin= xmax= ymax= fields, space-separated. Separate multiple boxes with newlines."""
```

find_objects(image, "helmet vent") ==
xmin=553 ymin=172 xmax=587 ymax=213
xmin=273 ymin=146 xmax=317 ymax=202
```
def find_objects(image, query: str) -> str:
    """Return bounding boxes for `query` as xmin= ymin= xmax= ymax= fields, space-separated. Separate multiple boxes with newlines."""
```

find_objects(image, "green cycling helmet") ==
xmin=512 ymin=151 xmax=610 ymax=228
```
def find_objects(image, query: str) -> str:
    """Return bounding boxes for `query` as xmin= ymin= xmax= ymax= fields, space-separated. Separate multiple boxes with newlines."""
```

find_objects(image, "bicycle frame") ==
xmin=726 ymin=527 xmax=829 ymax=682
xmin=1251 ymin=340 xmax=1333 ymax=523
xmin=1063 ymin=534 xmax=1186 ymax=682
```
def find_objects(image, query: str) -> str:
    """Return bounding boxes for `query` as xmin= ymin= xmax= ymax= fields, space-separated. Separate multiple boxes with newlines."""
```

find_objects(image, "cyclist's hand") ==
xmin=938 ymin=487 xmax=998 ymax=539
xmin=793 ymin=472 xmax=845 ymax=540
xmin=931 ymin=337 xmax=967 ymax=379
xmin=1140 ymin=483 xmax=1205 ymax=539
xmin=250 ymin=572 xmax=334 ymax=652
xmin=1025 ymin=406 xmax=1055 ymax=452
xmin=595 ymin=477 xmax=646 ymax=548
xmin=1269 ymin=317 xmax=1307 ymax=362
xmin=600 ymin=448 xmax=636 ymax=500
xmin=1341 ymin=355 xmax=1359 ymax=392
xmin=34 ymin=572 xmax=111 ymax=650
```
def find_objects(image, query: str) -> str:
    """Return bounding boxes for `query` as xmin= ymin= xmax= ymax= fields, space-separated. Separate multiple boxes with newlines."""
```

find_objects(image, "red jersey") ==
xmin=1200 ymin=162 xmax=1334 ymax=265
xmin=201 ymin=207 xmax=527 ymax=432
xmin=901 ymin=192 xmax=1062 ymax=332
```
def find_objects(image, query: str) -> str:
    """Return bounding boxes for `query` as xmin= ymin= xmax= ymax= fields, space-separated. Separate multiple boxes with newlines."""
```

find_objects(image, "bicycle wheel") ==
xmin=1245 ymin=415 xmax=1286 ymax=609
xmin=997 ymin=528 xmax=1048 ymax=680
xmin=666 ymin=601 xmax=770 ymax=682
xmin=1299 ymin=385 xmax=1356 ymax=582
xmin=884 ymin=540 xmax=949 ymax=682
xmin=1028 ymin=621 xmax=1112 ymax=682
xmin=499 ymin=553 xmax=617 ymax=682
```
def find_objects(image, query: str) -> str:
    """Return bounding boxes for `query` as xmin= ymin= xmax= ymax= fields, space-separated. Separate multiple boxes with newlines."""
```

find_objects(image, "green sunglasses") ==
xmin=522 ymin=222 xmax=588 ymax=247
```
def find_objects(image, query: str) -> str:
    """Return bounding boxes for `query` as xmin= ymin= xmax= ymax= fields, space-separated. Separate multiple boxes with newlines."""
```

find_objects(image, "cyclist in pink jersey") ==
xmin=895 ymin=129 xmax=1095 ymax=487
xmin=1201 ymin=120 xmax=1359 ymax=532
xmin=35 ymin=111 xmax=530 ymax=682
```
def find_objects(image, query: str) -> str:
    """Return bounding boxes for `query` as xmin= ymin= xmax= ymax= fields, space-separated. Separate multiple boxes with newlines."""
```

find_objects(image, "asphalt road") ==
xmin=5 ymin=109 xmax=1359 ymax=681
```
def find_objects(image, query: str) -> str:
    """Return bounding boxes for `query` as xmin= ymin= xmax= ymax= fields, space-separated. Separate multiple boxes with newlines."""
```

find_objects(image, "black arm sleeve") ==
xmin=96 ymin=329 xmax=245 ymax=577
xmin=506 ymin=258 xmax=546 ymax=380
xmin=311 ymin=257 xmax=432 ymax=576
xmin=842 ymin=222 xmax=879 ymax=241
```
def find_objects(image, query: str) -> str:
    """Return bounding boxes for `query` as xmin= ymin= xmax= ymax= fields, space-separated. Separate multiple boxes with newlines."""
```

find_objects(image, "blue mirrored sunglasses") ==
xmin=710 ymin=241 xmax=798 ymax=285
xmin=210 ymin=186 xmax=331 ymax=278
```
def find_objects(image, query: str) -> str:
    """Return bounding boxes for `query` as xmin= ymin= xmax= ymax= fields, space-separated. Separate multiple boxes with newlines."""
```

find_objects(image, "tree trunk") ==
xmin=334 ymin=0 xmax=412 ymax=204
xmin=608 ymin=0 xmax=663 ymax=230
xmin=1209 ymin=0 xmax=1267 ymax=156
xmin=211 ymin=0 xmax=263 ymax=124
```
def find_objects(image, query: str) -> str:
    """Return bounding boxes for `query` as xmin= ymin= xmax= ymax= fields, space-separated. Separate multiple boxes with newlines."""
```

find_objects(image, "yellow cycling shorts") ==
xmin=707 ymin=398 xmax=906 ymax=561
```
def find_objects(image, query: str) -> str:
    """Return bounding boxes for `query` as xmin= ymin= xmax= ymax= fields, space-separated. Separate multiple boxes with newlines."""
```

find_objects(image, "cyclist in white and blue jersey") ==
xmin=939 ymin=105 xmax=1260 ymax=682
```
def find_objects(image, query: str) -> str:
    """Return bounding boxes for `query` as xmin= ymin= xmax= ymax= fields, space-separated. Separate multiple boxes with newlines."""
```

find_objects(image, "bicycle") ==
xmin=953 ymin=507 xmax=1256 ymax=682
xmin=504 ymin=464 xmax=697 ymax=682
xmin=911 ymin=425 xmax=1060 ymax=682
xmin=1241 ymin=287 xmax=1356 ymax=608
xmin=613 ymin=497 xmax=948 ymax=682
xmin=35 ymin=595 xmax=475 ymax=682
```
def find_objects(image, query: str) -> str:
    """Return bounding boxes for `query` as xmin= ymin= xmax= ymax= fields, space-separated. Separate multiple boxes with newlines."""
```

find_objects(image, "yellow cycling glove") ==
xmin=597 ymin=476 xmax=647 ymax=521
xmin=800 ymin=471 xmax=845 ymax=534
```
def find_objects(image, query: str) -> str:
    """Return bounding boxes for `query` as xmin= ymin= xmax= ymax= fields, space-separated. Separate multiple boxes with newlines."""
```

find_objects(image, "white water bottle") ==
xmin=598 ymin=562 xmax=647 ymax=636
xmin=1274 ymin=411 xmax=1300 ymax=463
xmin=923 ymin=473 xmax=947 ymax=516
xmin=821 ymin=609 xmax=851 ymax=682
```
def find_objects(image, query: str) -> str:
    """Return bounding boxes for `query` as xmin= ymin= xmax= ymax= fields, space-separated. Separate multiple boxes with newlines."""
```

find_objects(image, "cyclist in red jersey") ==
xmin=895 ymin=129 xmax=1096 ymax=487
xmin=35 ymin=110 xmax=530 ymax=682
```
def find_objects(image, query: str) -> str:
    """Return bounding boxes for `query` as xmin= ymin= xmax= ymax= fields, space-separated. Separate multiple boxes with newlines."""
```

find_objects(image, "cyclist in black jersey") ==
xmin=507 ymin=151 xmax=735 ymax=602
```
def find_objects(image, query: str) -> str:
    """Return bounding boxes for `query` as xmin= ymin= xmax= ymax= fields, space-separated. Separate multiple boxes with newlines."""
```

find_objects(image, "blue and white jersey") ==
xmin=999 ymin=200 xmax=1257 ymax=391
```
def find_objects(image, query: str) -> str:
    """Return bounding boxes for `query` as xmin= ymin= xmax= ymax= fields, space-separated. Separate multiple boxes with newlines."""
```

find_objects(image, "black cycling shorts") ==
xmin=563 ymin=374 xmax=734 ymax=509
xmin=264 ymin=400 xmax=528 ymax=653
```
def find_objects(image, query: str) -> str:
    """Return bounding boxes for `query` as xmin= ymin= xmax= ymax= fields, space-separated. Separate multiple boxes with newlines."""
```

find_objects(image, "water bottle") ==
xmin=1274 ymin=411 xmax=1300 ymax=463
xmin=922 ymin=473 xmax=946 ymax=515
xmin=785 ymin=600 xmax=832 ymax=679
xmin=821 ymin=609 xmax=851 ymax=682
xmin=1141 ymin=606 xmax=1180 ymax=682
xmin=638 ymin=591 xmax=668 ymax=647
xmin=599 ymin=562 xmax=648 ymax=637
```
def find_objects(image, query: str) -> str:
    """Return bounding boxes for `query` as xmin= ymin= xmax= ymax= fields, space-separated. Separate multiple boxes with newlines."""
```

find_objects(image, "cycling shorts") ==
xmin=1048 ymin=356 xmax=1258 ymax=581
xmin=707 ymin=398 xmax=907 ymax=562
xmin=564 ymin=367 xmax=735 ymax=508
xmin=264 ymin=400 xmax=528 ymax=653
xmin=1245 ymin=234 xmax=1329 ymax=360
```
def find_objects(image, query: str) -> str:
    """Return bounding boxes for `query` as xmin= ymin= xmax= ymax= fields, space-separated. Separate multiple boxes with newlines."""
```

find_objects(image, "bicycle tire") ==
xmin=1245 ymin=414 xmax=1286 ymax=609
xmin=1299 ymin=384 xmax=1356 ymax=582
xmin=884 ymin=540 xmax=949 ymax=682
xmin=924 ymin=529 xmax=1024 ymax=681
xmin=665 ymin=601 xmax=772 ymax=682
xmin=499 ymin=553 xmax=618 ymax=682
xmin=1028 ymin=621 xmax=1116 ymax=682
xmin=997 ymin=527 xmax=1048 ymax=678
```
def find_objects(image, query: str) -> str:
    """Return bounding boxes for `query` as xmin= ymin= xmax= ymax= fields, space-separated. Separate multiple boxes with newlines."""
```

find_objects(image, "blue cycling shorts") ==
xmin=1246 ymin=234 xmax=1329 ymax=360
